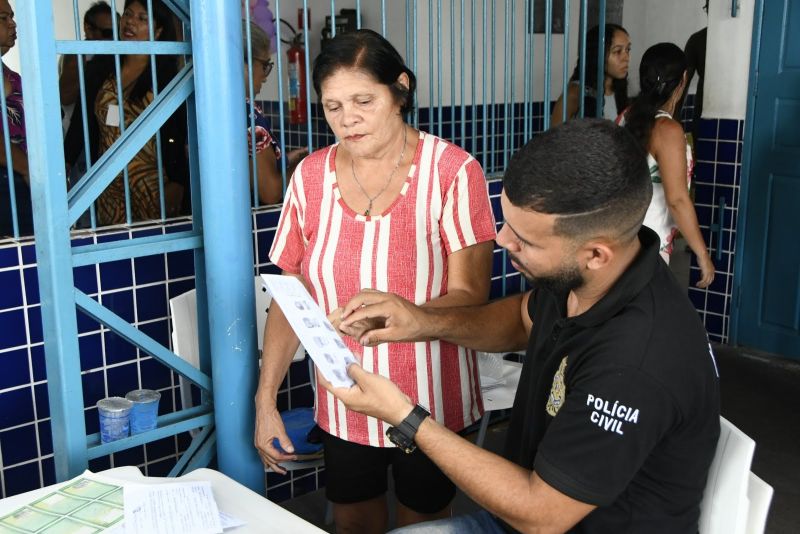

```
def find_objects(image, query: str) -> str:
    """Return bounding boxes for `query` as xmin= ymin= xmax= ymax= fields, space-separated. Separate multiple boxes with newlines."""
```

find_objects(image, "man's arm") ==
xmin=339 ymin=289 xmax=532 ymax=353
xmin=326 ymin=365 xmax=595 ymax=533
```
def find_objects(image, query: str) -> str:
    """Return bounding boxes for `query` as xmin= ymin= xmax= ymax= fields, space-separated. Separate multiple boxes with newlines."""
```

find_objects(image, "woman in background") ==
xmin=551 ymin=23 xmax=630 ymax=125
xmin=619 ymin=42 xmax=715 ymax=288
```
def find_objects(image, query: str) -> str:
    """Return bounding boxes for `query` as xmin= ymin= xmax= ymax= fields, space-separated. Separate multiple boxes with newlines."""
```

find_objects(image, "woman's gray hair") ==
xmin=243 ymin=21 xmax=271 ymax=61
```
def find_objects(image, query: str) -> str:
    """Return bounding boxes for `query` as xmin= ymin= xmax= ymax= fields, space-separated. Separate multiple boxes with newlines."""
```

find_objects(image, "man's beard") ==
xmin=510 ymin=253 xmax=585 ymax=295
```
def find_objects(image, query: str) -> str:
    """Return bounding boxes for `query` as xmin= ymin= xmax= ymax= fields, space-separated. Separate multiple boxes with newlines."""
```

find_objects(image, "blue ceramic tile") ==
xmin=717 ymin=119 xmax=738 ymax=141
xmin=106 ymin=362 xmax=139 ymax=398
xmin=168 ymin=279 xmax=195 ymax=299
xmin=166 ymin=250 xmax=194 ymax=279
xmin=277 ymin=391 xmax=289 ymax=412
xmin=289 ymin=359 xmax=310 ymax=386
xmin=134 ymin=254 xmax=166 ymax=285
xmin=22 ymin=268 xmax=39 ymax=305
xmin=0 ymin=269 xmax=22 ymax=309
xmin=27 ymin=306 xmax=42 ymax=345
xmin=697 ymin=119 xmax=718 ymax=140
xmin=694 ymin=139 xmax=716 ymax=162
xmin=687 ymin=287 xmax=706 ymax=310
xmin=132 ymin=227 xmax=162 ymax=239
xmin=84 ymin=407 xmax=99 ymax=435
xmin=102 ymin=290 xmax=135 ymax=324
xmin=714 ymin=163 xmax=736 ymax=185
xmin=34 ymin=383 xmax=49 ymax=419
xmin=291 ymin=472 xmax=318 ymax=498
xmin=88 ymin=455 xmax=110 ymax=472
xmin=716 ymin=141 xmax=737 ymax=164
xmin=0 ymin=245 xmax=18 ymax=268
xmin=81 ymin=370 xmax=107 ymax=408
xmin=73 ymin=265 xmax=98 ymax=295
xmin=144 ymin=457 xmax=175 ymax=477
xmin=0 ymin=309 xmax=27 ymax=350
xmin=31 ymin=344 xmax=45 ymax=382
xmin=289 ymin=385 xmax=314 ymax=408
xmin=139 ymin=357 xmax=172 ymax=391
xmin=99 ymin=259 xmax=133 ymax=291
xmin=113 ymin=445 xmax=144 ymax=466
xmin=146 ymin=436 xmax=176 ymax=460
xmin=79 ymin=333 xmax=104 ymax=370
xmin=76 ymin=307 xmax=100 ymax=335
xmin=0 ymin=388 xmax=34 ymax=429
xmin=3 ymin=461 xmax=41 ymax=497
xmin=38 ymin=420 xmax=52 ymax=456
xmin=706 ymin=292 xmax=728 ymax=316
xmin=20 ymin=244 xmax=36 ymax=265
xmin=139 ymin=319 xmax=170 ymax=347
xmin=0 ymin=348 xmax=31 ymax=389
xmin=41 ymin=456 xmax=56 ymax=486
xmin=135 ymin=285 xmax=168 ymax=322
xmin=705 ymin=314 xmax=723 ymax=338
xmin=266 ymin=483 xmax=291 ymax=503
xmin=158 ymin=389 xmax=175 ymax=414
xmin=694 ymin=183 xmax=714 ymax=205
xmin=0 ymin=424 xmax=39 ymax=465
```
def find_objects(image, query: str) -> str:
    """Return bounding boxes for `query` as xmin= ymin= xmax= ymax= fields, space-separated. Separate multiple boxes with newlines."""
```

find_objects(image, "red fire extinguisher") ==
xmin=287 ymin=10 xmax=308 ymax=124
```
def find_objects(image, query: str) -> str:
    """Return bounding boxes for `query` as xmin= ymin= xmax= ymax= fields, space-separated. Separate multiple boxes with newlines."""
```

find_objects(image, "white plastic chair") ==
xmin=475 ymin=352 xmax=523 ymax=448
xmin=698 ymin=417 xmax=774 ymax=534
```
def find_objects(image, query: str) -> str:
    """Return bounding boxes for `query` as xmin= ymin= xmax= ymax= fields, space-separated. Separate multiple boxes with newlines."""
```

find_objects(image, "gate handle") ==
xmin=708 ymin=196 xmax=726 ymax=263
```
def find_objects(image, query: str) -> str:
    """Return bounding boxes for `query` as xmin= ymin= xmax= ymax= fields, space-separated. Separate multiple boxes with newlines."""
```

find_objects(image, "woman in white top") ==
xmin=620 ymin=42 xmax=715 ymax=288
xmin=551 ymin=24 xmax=630 ymax=125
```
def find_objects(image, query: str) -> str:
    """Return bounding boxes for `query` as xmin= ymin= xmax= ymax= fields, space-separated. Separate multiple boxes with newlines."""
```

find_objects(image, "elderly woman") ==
xmin=242 ymin=21 xmax=305 ymax=205
xmin=619 ymin=42 xmax=715 ymax=288
xmin=254 ymin=29 xmax=496 ymax=534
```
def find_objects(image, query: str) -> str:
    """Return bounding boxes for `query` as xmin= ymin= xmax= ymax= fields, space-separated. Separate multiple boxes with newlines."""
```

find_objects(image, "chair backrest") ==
xmin=698 ymin=417 xmax=756 ymax=534
xmin=745 ymin=472 xmax=774 ymax=534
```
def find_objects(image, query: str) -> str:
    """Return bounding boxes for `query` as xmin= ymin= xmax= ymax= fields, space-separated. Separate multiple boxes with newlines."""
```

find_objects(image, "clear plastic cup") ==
xmin=97 ymin=397 xmax=133 ymax=443
xmin=125 ymin=389 xmax=161 ymax=434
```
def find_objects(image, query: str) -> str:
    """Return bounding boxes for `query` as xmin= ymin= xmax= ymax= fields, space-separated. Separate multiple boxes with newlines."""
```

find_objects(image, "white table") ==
xmin=0 ymin=466 xmax=325 ymax=533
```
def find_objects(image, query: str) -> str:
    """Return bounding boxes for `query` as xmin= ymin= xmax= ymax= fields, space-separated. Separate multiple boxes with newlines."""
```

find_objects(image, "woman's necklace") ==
xmin=350 ymin=126 xmax=408 ymax=216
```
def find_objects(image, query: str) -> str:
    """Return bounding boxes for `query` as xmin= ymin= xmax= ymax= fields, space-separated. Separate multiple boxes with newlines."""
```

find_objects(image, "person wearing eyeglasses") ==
xmin=59 ymin=2 xmax=117 ymax=135
xmin=242 ymin=21 xmax=306 ymax=205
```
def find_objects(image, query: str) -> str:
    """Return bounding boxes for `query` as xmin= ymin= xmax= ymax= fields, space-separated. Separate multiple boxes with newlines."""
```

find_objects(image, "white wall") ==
xmin=703 ymin=0 xmax=754 ymax=119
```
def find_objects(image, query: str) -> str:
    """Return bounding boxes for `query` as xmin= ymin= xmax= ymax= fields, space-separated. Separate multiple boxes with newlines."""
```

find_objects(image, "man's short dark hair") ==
xmin=503 ymin=119 xmax=652 ymax=243
xmin=84 ymin=1 xmax=112 ymax=25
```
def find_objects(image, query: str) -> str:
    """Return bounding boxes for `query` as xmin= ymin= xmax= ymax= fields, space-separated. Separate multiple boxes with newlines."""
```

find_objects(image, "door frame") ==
xmin=729 ymin=0 xmax=765 ymax=345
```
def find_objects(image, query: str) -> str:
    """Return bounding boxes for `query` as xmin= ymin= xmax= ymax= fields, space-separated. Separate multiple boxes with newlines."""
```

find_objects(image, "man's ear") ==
xmin=580 ymin=240 xmax=615 ymax=272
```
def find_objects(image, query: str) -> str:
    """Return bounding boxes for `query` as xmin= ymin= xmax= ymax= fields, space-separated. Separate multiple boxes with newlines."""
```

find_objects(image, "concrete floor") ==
xmin=281 ymin=240 xmax=800 ymax=533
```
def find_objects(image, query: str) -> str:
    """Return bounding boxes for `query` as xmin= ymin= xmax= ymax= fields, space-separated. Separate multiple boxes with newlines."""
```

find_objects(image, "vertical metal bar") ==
xmin=358 ymin=0 xmax=364 ymax=30
xmin=413 ymin=1 xmax=419 ymax=129
xmin=523 ymin=0 xmax=531 ymax=142
xmin=145 ymin=0 xmax=167 ymax=220
xmin=244 ymin=7 xmax=260 ymax=207
xmin=543 ymin=0 xmax=552 ymax=131
xmin=428 ymin=0 xmax=434 ymax=135
xmin=189 ymin=0 xmax=264 ymax=493
xmin=596 ymin=0 xmax=606 ymax=118
xmin=460 ymin=0 xmax=466 ymax=149
xmin=275 ymin=0 xmax=289 ymax=191
xmin=561 ymin=0 xmax=570 ymax=124
xmin=302 ymin=0 xmax=313 ymax=152
xmin=503 ymin=0 xmax=510 ymax=169
xmin=578 ymin=0 xmax=587 ymax=118
xmin=482 ymin=0 xmax=488 ymax=168
xmin=489 ymin=0 xmax=496 ymax=172
xmin=510 ymin=0 xmax=516 ymax=151
xmin=437 ymin=0 xmax=443 ymax=138
xmin=330 ymin=0 xmax=337 ymax=37
xmin=108 ymin=6 xmax=132 ymax=225
xmin=451 ymin=0 xmax=456 ymax=144
xmin=380 ymin=0 xmax=386 ymax=35
xmin=17 ymin=0 xmax=87 ymax=480
xmin=470 ymin=0 xmax=477 ymax=155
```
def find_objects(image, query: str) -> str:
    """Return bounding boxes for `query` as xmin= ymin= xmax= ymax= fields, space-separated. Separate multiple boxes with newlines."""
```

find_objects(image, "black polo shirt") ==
xmin=503 ymin=227 xmax=720 ymax=533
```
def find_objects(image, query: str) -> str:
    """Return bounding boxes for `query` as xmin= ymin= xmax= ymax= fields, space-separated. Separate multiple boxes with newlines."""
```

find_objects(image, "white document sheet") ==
xmin=123 ymin=481 xmax=222 ymax=534
xmin=261 ymin=274 xmax=358 ymax=388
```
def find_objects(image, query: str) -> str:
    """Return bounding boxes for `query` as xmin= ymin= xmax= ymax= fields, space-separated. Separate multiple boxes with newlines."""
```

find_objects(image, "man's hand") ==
xmin=328 ymin=307 xmax=385 ymax=342
xmin=253 ymin=401 xmax=297 ymax=474
xmin=319 ymin=364 xmax=414 ymax=427
xmin=340 ymin=289 xmax=429 ymax=346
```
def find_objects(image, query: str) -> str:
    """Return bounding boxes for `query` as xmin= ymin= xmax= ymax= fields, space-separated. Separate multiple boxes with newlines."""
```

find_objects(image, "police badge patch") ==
xmin=546 ymin=356 xmax=568 ymax=416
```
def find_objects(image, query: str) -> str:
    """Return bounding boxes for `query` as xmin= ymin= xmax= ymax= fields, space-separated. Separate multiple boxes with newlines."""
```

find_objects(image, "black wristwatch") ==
xmin=386 ymin=404 xmax=430 ymax=453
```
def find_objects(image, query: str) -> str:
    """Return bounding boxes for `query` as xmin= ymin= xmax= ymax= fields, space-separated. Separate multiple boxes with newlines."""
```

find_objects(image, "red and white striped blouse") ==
xmin=269 ymin=130 xmax=497 ymax=447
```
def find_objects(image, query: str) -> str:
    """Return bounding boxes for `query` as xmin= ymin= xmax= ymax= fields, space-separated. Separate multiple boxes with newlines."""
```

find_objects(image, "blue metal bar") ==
xmin=357 ymin=0 xmax=363 ymax=29
xmin=274 ymin=0 xmax=288 ymax=191
xmin=732 ymin=0 xmax=739 ymax=17
xmin=578 ymin=0 xmax=587 ymax=118
xmin=503 ymin=0 xmax=510 ymax=168
xmin=162 ymin=0 xmax=191 ymax=24
xmin=189 ymin=0 xmax=264 ymax=493
xmin=67 ymin=66 xmax=194 ymax=224
xmin=55 ymin=41 xmax=192 ymax=55
xmin=74 ymin=290 xmax=213 ymax=391
xmin=302 ymin=0 xmax=313 ymax=152
xmin=523 ymin=0 xmax=531 ymax=141
xmin=460 ymin=0 xmax=466 ymax=149
xmin=562 ymin=0 xmax=570 ymax=124
xmin=71 ymin=231 xmax=203 ymax=267
xmin=184 ymin=431 xmax=218 ymax=473
xmin=380 ymin=0 xmax=385 ymax=34
xmin=87 ymin=406 xmax=214 ymax=459
xmin=244 ymin=6 xmax=260 ymax=207
xmin=146 ymin=0 xmax=168 ymax=220
xmin=413 ymin=1 xmax=419 ymax=128
xmin=437 ymin=0 xmax=443 ymax=138
xmin=482 ymin=0 xmax=488 ymax=167
xmin=509 ymin=0 xmax=516 ymax=151
xmin=471 ymin=0 xmax=477 ymax=154
xmin=596 ymin=0 xmax=606 ymax=117
xmin=169 ymin=424 xmax=215 ymax=477
xmin=451 ymin=0 xmax=456 ymax=144
xmin=428 ymin=0 xmax=434 ymax=135
xmin=489 ymin=0 xmax=496 ymax=172
xmin=543 ymin=0 xmax=552 ymax=131
xmin=330 ymin=0 xmax=337 ymax=37
xmin=16 ymin=0 xmax=87 ymax=480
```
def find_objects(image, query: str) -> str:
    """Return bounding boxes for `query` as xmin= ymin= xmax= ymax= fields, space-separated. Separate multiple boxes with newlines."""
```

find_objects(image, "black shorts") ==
xmin=322 ymin=431 xmax=456 ymax=514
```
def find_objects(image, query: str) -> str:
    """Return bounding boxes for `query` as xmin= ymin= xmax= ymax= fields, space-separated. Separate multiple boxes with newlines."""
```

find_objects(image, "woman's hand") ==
xmin=253 ymin=400 xmax=297 ymax=474
xmin=695 ymin=252 xmax=715 ymax=289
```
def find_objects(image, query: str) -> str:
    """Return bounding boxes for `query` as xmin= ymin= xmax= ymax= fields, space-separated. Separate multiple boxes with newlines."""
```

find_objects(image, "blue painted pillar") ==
xmin=17 ymin=1 xmax=87 ymax=479
xmin=189 ymin=1 xmax=263 ymax=492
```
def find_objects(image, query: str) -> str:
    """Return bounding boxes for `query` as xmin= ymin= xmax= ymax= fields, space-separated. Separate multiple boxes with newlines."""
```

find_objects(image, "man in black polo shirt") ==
xmin=324 ymin=119 xmax=720 ymax=533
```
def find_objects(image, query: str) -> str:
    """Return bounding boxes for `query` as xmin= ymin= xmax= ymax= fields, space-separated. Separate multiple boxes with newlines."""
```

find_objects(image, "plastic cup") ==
xmin=97 ymin=397 xmax=133 ymax=444
xmin=125 ymin=389 xmax=161 ymax=434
